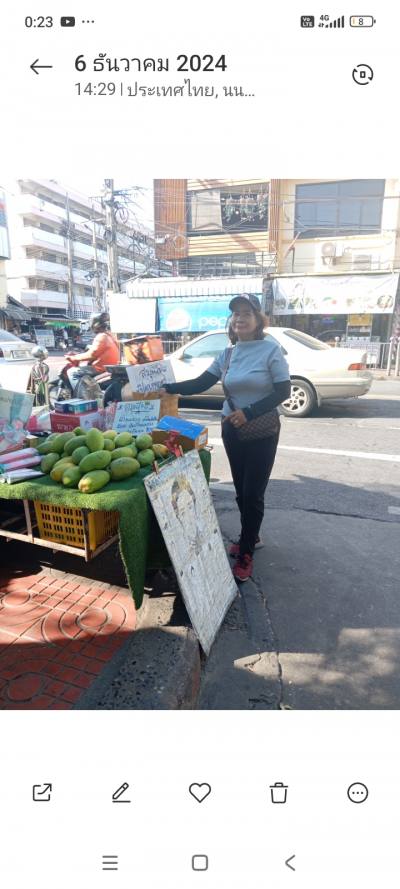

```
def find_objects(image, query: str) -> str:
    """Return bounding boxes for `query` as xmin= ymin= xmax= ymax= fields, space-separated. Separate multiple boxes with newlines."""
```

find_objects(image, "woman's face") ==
xmin=231 ymin=302 xmax=258 ymax=339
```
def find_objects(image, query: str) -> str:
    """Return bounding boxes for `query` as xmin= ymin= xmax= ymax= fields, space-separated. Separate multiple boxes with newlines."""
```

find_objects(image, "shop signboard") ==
xmin=112 ymin=400 xmax=161 ymax=436
xmin=144 ymin=449 xmax=237 ymax=654
xmin=273 ymin=274 xmax=399 ymax=315
xmin=158 ymin=297 xmax=231 ymax=332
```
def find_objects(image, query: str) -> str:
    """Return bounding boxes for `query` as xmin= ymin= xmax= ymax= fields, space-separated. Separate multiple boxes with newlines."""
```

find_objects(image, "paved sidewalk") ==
xmin=199 ymin=488 xmax=400 ymax=710
xmin=0 ymin=568 xmax=136 ymax=709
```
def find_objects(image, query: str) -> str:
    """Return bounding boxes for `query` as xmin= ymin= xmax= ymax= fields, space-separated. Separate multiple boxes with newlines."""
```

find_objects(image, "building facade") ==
xmin=154 ymin=179 xmax=278 ymax=277
xmin=273 ymin=178 xmax=400 ymax=342
xmin=6 ymin=180 xmax=153 ymax=322
xmin=153 ymin=178 xmax=400 ymax=343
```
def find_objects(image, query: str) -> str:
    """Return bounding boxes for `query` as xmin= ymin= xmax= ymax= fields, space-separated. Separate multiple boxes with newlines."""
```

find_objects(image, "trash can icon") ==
xmin=270 ymin=782 xmax=288 ymax=804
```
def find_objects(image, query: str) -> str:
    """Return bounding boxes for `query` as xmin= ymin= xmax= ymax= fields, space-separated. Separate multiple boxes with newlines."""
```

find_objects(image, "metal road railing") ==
xmin=337 ymin=339 xmax=400 ymax=375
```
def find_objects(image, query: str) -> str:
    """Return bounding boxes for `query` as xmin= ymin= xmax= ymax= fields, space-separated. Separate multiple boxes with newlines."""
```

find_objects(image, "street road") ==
xmin=180 ymin=380 xmax=400 ymax=710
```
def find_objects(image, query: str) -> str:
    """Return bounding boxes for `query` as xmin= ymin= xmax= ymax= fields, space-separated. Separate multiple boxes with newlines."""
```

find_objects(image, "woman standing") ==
xmin=162 ymin=294 xmax=291 ymax=582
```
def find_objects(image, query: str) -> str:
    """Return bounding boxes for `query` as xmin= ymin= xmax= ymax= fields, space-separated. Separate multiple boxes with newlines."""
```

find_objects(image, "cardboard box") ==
xmin=54 ymin=398 xmax=99 ymax=415
xmin=50 ymin=410 xmax=100 ymax=433
xmin=152 ymin=416 xmax=208 ymax=451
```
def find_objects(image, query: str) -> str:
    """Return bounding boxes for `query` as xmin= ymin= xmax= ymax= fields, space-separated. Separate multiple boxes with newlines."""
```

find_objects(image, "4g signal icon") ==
xmin=319 ymin=14 xmax=346 ymax=28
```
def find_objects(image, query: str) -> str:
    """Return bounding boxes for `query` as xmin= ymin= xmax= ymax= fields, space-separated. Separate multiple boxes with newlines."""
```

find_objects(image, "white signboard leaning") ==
xmin=144 ymin=449 xmax=237 ymax=655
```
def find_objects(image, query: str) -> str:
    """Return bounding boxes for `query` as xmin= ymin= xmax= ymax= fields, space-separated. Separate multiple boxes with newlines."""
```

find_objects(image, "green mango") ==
xmin=51 ymin=432 xmax=76 ymax=454
xmin=137 ymin=448 xmax=155 ymax=466
xmin=40 ymin=453 xmax=60 ymax=474
xmin=50 ymin=458 xmax=75 ymax=482
xmin=62 ymin=465 xmax=82 ymax=488
xmin=73 ymin=427 xmax=86 ymax=436
xmin=79 ymin=450 xmax=112 ymax=473
xmin=135 ymin=433 xmax=153 ymax=451
xmin=64 ymin=435 xmax=87 ymax=456
xmin=111 ymin=446 xmax=137 ymax=461
xmin=103 ymin=438 xmax=115 ymax=451
xmin=72 ymin=445 xmax=90 ymax=465
xmin=78 ymin=470 xmax=110 ymax=493
xmin=86 ymin=427 xmax=104 ymax=452
xmin=109 ymin=457 xmax=140 ymax=481
xmin=114 ymin=432 xmax=133 ymax=448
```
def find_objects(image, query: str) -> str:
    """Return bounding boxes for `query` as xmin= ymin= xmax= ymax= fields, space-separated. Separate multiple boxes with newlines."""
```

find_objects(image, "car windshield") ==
xmin=0 ymin=331 xmax=21 ymax=342
xmin=283 ymin=330 xmax=331 ymax=350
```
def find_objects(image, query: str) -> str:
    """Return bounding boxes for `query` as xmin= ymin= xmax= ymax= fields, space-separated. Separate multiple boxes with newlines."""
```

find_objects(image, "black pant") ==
xmin=222 ymin=420 xmax=280 ymax=556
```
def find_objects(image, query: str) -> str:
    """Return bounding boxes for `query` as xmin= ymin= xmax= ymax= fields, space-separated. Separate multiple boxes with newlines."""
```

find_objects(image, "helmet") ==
xmin=90 ymin=311 xmax=109 ymax=330
xmin=31 ymin=345 xmax=48 ymax=360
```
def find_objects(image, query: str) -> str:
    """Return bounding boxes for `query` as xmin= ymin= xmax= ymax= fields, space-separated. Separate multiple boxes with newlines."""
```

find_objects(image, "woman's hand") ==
xmin=224 ymin=409 xmax=248 ymax=429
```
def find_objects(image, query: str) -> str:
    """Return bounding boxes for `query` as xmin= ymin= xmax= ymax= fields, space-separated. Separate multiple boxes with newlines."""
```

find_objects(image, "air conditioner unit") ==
xmin=352 ymin=253 xmax=373 ymax=270
xmin=321 ymin=241 xmax=345 ymax=258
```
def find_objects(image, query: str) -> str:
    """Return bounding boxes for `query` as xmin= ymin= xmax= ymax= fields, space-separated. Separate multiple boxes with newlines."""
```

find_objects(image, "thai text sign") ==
xmin=113 ymin=400 xmax=161 ymax=435
xmin=126 ymin=360 xmax=175 ymax=394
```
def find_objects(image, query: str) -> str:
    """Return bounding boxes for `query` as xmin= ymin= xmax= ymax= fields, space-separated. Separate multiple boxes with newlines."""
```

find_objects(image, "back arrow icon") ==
xmin=285 ymin=855 xmax=296 ymax=871
xmin=30 ymin=59 xmax=53 ymax=75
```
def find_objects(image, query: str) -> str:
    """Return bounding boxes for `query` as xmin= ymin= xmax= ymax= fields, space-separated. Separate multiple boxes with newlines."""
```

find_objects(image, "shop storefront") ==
xmin=272 ymin=273 xmax=399 ymax=343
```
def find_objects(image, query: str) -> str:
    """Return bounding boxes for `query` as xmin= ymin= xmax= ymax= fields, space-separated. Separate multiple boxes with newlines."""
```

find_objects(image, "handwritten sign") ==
xmin=112 ymin=400 xmax=161 ymax=436
xmin=126 ymin=360 xmax=175 ymax=394
xmin=145 ymin=450 xmax=237 ymax=655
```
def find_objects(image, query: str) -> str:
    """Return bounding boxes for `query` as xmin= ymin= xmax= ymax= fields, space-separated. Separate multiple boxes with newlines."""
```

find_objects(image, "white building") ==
xmin=5 ymin=180 xmax=152 ymax=321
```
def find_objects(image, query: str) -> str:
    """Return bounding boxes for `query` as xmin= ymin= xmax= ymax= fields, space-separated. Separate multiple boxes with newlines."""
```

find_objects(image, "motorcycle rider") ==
xmin=66 ymin=312 xmax=120 ymax=391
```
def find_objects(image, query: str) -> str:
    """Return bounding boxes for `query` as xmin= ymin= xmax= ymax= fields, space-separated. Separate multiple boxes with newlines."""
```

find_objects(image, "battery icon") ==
xmin=350 ymin=16 xmax=376 ymax=26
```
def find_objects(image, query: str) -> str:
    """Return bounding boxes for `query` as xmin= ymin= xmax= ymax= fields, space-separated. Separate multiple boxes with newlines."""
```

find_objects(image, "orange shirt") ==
xmin=87 ymin=331 xmax=120 ymax=373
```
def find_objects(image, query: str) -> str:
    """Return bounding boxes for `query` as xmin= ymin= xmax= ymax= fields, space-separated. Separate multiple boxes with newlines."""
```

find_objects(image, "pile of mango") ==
xmin=37 ymin=428 xmax=169 ymax=493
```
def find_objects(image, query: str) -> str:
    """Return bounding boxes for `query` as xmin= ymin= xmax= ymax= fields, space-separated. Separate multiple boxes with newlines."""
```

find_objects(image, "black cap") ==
xmin=229 ymin=293 xmax=262 ymax=312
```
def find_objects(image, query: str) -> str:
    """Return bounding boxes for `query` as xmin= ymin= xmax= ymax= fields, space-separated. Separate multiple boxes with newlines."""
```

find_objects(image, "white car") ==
xmin=0 ymin=330 xmax=34 ymax=362
xmin=168 ymin=327 xmax=373 ymax=417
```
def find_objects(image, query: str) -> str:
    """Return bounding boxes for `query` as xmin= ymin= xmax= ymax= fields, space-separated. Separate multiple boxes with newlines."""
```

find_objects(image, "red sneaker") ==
xmin=229 ymin=537 xmax=263 ymax=557
xmin=232 ymin=554 xmax=253 ymax=582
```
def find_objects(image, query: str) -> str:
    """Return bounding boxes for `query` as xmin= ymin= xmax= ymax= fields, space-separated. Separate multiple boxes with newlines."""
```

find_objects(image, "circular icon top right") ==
xmin=347 ymin=782 xmax=369 ymax=803
xmin=352 ymin=64 xmax=374 ymax=85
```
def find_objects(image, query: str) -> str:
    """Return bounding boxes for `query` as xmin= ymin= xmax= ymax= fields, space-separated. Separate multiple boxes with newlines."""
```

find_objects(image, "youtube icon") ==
xmin=60 ymin=16 xmax=75 ymax=27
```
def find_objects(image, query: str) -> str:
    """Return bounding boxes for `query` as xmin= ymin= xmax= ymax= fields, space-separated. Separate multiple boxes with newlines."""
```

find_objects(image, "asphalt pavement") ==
xmin=179 ymin=380 xmax=400 ymax=710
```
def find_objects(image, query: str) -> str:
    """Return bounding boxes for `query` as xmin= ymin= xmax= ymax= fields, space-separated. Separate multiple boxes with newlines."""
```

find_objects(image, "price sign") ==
xmin=112 ymin=400 xmax=161 ymax=436
xmin=126 ymin=360 xmax=175 ymax=394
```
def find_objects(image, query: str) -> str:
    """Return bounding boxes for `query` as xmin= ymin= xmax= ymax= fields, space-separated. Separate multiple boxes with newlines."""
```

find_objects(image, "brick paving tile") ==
xmin=0 ymin=568 xmax=136 ymax=709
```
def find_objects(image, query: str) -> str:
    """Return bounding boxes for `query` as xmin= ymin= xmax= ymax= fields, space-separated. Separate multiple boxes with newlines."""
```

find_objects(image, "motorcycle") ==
xmin=48 ymin=352 xmax=113 ymax=408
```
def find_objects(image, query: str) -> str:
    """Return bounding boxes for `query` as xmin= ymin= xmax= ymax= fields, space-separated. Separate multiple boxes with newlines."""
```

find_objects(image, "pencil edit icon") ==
xmin=112 ymin=782 xmax=131 ymax=803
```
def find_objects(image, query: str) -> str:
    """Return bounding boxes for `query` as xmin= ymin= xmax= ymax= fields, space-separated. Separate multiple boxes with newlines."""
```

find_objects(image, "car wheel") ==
xmin=280 ymin=378 xmax=317 ymax=418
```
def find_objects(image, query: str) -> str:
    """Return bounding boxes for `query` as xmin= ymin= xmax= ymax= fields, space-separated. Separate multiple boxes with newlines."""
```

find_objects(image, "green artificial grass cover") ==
xmin=0 ymin=449 xmax=211 ymax=609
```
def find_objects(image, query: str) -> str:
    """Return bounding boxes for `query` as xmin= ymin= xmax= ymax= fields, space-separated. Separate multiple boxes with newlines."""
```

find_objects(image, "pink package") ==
xmin=0 ymin=455 xmax=42 ymax=471
xmin=0 ymin=448 xmax=39 ymax=465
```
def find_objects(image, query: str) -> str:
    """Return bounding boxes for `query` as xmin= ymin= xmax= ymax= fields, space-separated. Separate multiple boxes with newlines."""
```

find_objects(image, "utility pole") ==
xmin=104 ymin=179 xmax=120 ymax=293
xmin=91 ymin=202 xmax=103 ymax=310
xmin=65 ymin=194 xmax=75 ymax=317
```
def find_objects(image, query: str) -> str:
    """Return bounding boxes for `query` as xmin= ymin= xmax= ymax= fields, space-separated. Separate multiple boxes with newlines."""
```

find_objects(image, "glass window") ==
xmin=183 ymin=333 xmax=229 ymax=359
xmin=294 ymin=180 xmax=385 ymax=238
xmin=188 ymin=183 xmax=269 ymax=235
xmin=282 ymin=330 xmax=331 ymax=350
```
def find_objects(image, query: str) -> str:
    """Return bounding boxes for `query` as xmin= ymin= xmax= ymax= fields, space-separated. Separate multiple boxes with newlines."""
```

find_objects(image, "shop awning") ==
xmin=0 ymin=297 xmax=33 ymax=322
xmin=124 ymin=275 xmax=265 ymax=300
xmin=44 ymin=319 xmax=81 ymax=328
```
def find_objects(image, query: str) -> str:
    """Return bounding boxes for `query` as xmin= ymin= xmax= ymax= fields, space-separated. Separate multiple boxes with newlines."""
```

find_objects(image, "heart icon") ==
xmin=189 ymin=783 xmax=212 ymax=803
